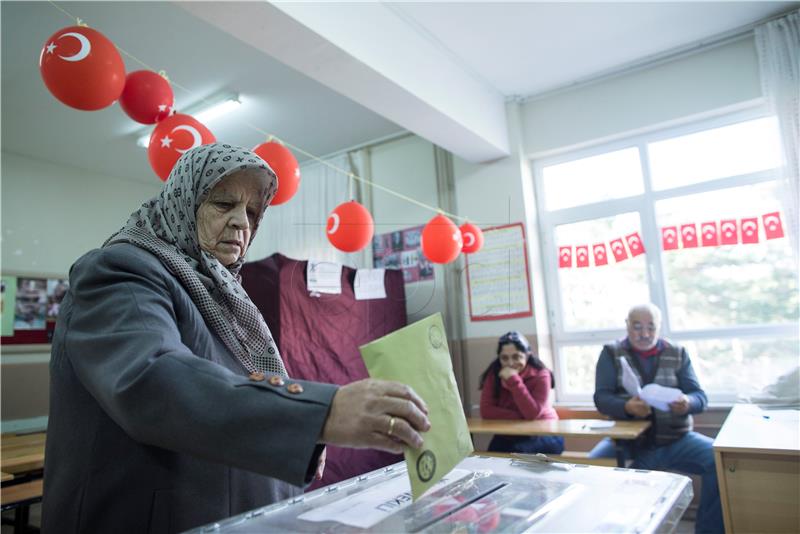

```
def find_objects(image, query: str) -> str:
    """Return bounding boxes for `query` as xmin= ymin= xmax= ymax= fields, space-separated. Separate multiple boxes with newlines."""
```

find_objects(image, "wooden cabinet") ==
xmin=714 ymin=404 xmax=800 ymax=533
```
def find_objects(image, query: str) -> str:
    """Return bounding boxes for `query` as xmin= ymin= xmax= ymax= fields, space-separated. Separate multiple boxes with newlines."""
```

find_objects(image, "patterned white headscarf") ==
xmin=104 ymin=143 xmax=287 ymax=376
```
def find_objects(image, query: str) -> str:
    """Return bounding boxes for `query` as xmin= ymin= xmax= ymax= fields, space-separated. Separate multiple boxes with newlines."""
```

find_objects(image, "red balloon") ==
xmin=39 ymin=26 xmax=126 ymax=111
xmin=326 ymin=201 xmax=374 ymax=253
xmin=422 ymin=215 xmax=462 ymax=264
xmin=147 ymin=114 xmax=215 ymax=181
xmin=252 ymin=142 xmax=300 ymax=205
xmin=119 ymin=70 xmax=174 ymax=124
xmin=460 ymin=222 xmax=484 ymax=254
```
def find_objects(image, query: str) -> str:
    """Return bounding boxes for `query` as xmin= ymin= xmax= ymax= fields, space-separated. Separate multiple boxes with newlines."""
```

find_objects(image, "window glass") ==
xmin=556 ymin=212 xmax=649 ymax=331
xmin=560 ymin=344 xmax=602 ymax=395
xmin=684 ymin=337 xmax=798 ymax=396
xmin=656 ymin=182 xmax=798 ymax=330
xmin=648 ymin=117 xmax=783 ymax=190
xmin=542 ymin=147 xmax=643 ymax=210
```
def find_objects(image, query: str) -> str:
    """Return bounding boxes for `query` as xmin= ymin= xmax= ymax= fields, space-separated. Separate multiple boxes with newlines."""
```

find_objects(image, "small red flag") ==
xmin=558 ymin=246 xmax=572 ymax=268
xmin=610 ymin=238 xmax=628 ymax=262
xmin=741 ymin=217 xmax=759 ymax=244
xmin=593 ymin=243 xmax=608 ymax=266
xmin=680 ymin=224 xmax=698 ymax=248
xmin=720 ymin=220 xmax=738 ymax=245
xmin=762 ymin=212 xmax=785 ymax=240
xmin=576 ymin=245 xmax=589 ymax=268
xmin=625 ymin=232 xmax=645 ymax=257
xmin=661 ymin=226 xmax=679 ymax=251
xmin=700 ymin=222 xmax=718 ymax=247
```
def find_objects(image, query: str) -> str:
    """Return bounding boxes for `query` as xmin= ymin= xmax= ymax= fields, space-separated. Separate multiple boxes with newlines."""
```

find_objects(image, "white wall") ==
xmin=522 ymin=37 xmax=762 ymax=157
xmin=1 ymin=151 xmax=161 ymax=275
xmin=368 ymin=135 xmax=448 ymax=325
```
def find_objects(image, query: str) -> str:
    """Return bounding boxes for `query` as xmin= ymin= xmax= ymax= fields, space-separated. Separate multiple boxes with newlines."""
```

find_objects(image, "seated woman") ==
xmin=479 ymin=331 xmax=564 ymax=454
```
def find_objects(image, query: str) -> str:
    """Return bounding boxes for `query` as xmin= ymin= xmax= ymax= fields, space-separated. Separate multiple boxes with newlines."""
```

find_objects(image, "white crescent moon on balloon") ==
xmin=171 ymin=125 xmax=203 ymax=154
xmin=57 ymin=32 xmax=91 ymax=62
xmin=464 ymin=233 xmax=475 ymax=247
xmin=327 ymin=213 xmax=340 ymax=234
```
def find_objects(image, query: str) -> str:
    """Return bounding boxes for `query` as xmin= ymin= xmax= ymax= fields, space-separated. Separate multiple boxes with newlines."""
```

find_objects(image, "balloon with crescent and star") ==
xmin=326 ymin=201 xmax=374 ymax=252
xmin=147 ymin=113 xmax=215 ymax=181
xmin=39 ymin=26 xmax=126 ymax=111
xmin=119 ymin=70 xmax=174 ymax=124
xmin=459 ymin=222 xmax=484 ymax=254
xmin=252 ymin=141 xmax=300 ymax=205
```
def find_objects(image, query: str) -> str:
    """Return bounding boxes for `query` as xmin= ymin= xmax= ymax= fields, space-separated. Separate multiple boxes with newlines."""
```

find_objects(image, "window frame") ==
xmin=532 ymin=104 xmax=798 ymax=404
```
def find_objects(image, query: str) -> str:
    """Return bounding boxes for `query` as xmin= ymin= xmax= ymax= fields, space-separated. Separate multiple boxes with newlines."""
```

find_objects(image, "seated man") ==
xmin=590 ymin=303 xmax=723 ymax=534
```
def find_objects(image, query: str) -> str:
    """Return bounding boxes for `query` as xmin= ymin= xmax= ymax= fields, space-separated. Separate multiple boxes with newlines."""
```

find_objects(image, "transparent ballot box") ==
xmin=186 ymin=456 xmax=693 ymax=533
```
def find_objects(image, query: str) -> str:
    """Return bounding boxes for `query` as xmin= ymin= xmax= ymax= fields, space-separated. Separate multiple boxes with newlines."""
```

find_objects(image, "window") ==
xmin=534 ymin=110 xmax=798 ymax=403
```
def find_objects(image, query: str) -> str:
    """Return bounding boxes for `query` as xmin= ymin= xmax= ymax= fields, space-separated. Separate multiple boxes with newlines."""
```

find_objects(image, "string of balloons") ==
xmin=38 ymin=8 xmax=485 ymax=262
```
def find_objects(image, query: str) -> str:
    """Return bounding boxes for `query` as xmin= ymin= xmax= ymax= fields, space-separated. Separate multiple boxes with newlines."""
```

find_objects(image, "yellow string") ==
xmin=45 ymin=1 xmax=467 ymax=222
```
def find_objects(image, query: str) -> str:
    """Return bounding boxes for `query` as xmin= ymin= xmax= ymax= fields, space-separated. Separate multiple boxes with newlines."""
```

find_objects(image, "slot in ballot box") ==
xmin=187 ymin=456 xmax=693 ymax=533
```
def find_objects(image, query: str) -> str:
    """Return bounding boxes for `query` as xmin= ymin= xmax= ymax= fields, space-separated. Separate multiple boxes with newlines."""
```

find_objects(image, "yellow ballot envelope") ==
xmin=359 ymin=313 xmax=474 ymax=500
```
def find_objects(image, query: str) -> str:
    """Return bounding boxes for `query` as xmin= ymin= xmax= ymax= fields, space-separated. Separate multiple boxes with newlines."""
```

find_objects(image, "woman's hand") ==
xmin=498 ymin=367 xmax=518 ymax=381
xmin=314 ymin=447 xmax=326 ymax=481
xmin=320 ymin=379 xmax=431 ymax=454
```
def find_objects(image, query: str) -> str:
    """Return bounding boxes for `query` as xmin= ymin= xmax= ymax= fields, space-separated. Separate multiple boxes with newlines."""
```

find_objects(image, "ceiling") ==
xmin=2 ymin=1 xmax=797 ymax=185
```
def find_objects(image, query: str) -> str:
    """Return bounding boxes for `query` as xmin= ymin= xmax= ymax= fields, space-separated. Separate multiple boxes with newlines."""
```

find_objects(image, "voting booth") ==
xmin=187 ymin=456 xmax=693 ymax=533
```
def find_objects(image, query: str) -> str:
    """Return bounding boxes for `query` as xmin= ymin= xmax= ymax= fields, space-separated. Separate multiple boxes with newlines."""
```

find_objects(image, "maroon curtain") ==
xmin=241 ymin=254 xmax=407 ymax=488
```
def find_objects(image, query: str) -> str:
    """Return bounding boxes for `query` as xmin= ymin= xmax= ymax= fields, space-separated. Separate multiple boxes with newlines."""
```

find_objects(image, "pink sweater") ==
xmin=479 ymin=366 xmax=558 ymax=421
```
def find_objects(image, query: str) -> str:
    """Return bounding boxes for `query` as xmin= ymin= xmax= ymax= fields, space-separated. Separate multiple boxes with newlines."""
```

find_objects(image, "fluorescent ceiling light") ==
xmin=136 ymin=94 xmax=241 ymax=148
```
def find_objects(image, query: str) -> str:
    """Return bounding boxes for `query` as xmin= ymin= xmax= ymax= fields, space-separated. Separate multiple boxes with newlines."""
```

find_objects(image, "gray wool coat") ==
xmin=42 ymin=243 xmax=338 ymax=533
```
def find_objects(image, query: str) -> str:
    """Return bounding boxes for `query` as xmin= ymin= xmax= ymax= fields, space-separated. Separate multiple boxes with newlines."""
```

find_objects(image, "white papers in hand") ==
xmin=307 ymin=260 xmax=342 ymax=295
xmin=297 ymin=468 xmax=470 ymax=528
xmin=354 ymin=268 xmax=386 ymax=300
xmin=641 ymin=383 xmax=683 ymax=412
xmin=618 ymin=357 xmax=642 ymax=397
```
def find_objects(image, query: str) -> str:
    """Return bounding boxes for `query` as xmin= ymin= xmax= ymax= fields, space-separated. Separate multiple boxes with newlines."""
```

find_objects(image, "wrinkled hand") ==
xmin=669 ymin=394 xmax=690 ymax=415
xmin=314 ymin=447 xmax=326 ymax=481
xmin=624 ymin=395 xmax=652 ymax=418
xmin=498 ymin=367 xmax=518 ymax=381
xmin=320 ymin=379 xmax=431 ymax=454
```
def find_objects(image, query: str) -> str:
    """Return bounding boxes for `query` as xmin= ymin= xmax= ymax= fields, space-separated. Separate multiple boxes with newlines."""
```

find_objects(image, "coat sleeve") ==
xmin=479 ymin=373 xmax=521 ymax=419
xmin=593 ymin=345 xmax=632 ymax=420
xmin=60 ymin=246 xmax=337 ymax=487
xmin=505 ymin=371 xmax=550 ymax=420
xmin=676 ymin=347 xmax=708 ymax=414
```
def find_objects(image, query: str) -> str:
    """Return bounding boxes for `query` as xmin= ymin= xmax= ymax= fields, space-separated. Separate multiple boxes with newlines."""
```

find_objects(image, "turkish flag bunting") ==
xmin=575 ymin=245 xmax=589 ymax=268
xmin=700 ymin=222 xmax=718 ymax=247
xmin=610 ymin=238 xmax=628 ymax=262
xmin=720 ymin=219 xmax=738 ymax=245
xmin=661 ymin=226 xmax=679 ymax=251
xmin=680 ymin=223 xmax=698 ymax=248
xmin=558 ymin=246 xmax=572 ymax=268
xmin=762 ymin=212 xmax=785 ymax=240
xmin=593 ymin=243 xmax=608 ymax=266
xmin=625 ymin=232 xmax=645 ymax=257
xmin=740 ymin=217 xmax=759 ymax=244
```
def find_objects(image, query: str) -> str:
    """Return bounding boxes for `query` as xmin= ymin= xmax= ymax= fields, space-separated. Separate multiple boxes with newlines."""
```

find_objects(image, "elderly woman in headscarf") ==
xmin=41 ymin=144 xmax=430 ymax=534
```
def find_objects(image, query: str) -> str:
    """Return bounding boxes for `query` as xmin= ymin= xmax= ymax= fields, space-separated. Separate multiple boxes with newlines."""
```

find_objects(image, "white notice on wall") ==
xmin=354 ymin=268 xmax=386 ymax=300
xmin=297 ymin=468 xmax=470 ymax=529
xmin=307 ymin=260 xmax=342 ymax=295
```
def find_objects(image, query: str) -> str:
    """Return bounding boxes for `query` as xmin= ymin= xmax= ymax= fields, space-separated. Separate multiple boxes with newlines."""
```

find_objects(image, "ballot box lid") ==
xmin=185 ymin=456 xmax=692 ymax=533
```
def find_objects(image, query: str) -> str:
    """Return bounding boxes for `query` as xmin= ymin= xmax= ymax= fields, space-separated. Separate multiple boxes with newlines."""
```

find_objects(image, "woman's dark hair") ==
xmin=478 ymin=331 xmax=555 ymax=397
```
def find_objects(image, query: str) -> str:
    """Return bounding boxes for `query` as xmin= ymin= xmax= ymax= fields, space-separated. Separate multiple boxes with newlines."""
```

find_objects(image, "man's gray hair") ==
xmin=626 ymin=303 xmax=662 ymax=326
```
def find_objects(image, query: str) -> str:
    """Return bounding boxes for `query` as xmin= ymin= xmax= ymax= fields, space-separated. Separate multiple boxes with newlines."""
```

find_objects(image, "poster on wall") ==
xmin=1 ymin=276 xmax=17 ymax=336
xmin=372 ymin=225 xmax=434 ymax=283
xmin=1 ymin=274 xmax=69 ymax=347
xmin=465 ymin=223 xmax=533 ymax=321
